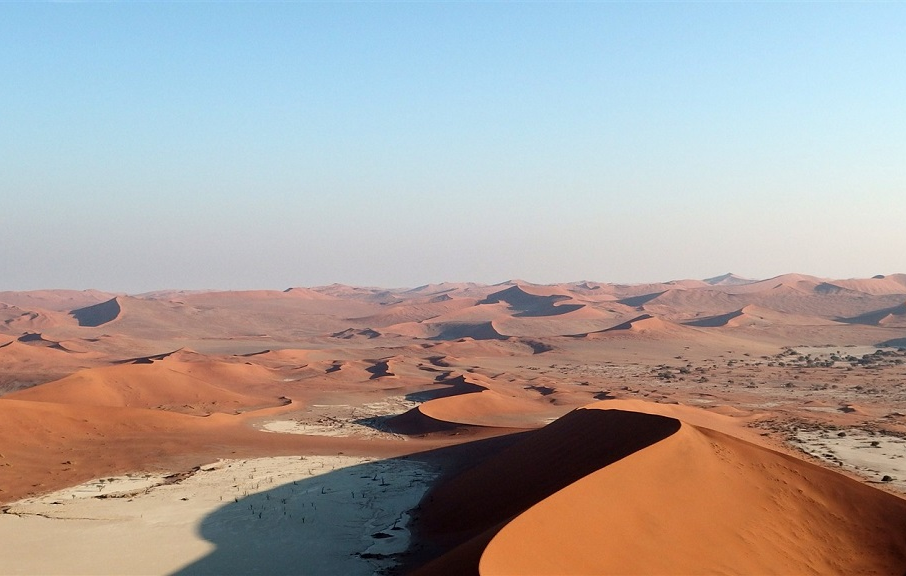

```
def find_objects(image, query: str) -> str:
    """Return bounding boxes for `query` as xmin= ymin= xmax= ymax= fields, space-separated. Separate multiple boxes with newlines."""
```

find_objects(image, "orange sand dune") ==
xmin=413 ymin=402 xmax=906 ymax=575
xmin=174 ymin=289 xmax=381 ymax=318
xmin=604 ymin=314 xmax=673 ymax=332
xmin=349 ymin=297 xmax=476 ymax=327
xmin=415 ymin=301 xmax=512 ymax=324
xmin=314 ymin=356 xmax=411 ymax=381
xmin=561 ymin=281 xmax=620 ymax=299
xmin=237 ymin=348 xmax=314 ymax=363
xmin=392 ymin=371 xmax=566 ymax=431
xmin=309 ymin=283 xmax=408 ymax=304
xmin=329 ymin=327 xmax=383 ymax=339
xmin=830 ymin=274 xmax=906 ymax=295
xmin=0 ymin=397 xmax=231 ymax=501
xmin=715 ymin=272 xmax=826 ymax=294
xmin=703 ymin=272 xmax=757 ymax=286
xmin=404 ymin=282 xmax=489 ymax=298
xmin=281 ymin=286 xmax=342 ymax=299
xmin=6 ymin=359 xmax=285 ymax=416
xmin=625 ymin=287 xmax=742 ymax=315
xmin=416 ymin=388 xmax=557 ymax=428
xmin=811 ymin=281 xmax=870 ymax=296
xmin=420 ymin=338 xmax=540 ymax=359
xmin=10 ymin=333 xmax=98 ymax=355
xmin=0 ymin=396 xmax=417 ymax=504
xmin=389 ymin=321 xmax=510 ymax=341
xmin=387 ymin=375 xmax=490 ymax=434
xmin=478 ymin=285 xmax=585 ymax=317
xmin=481 ymin=408 xmax=906 ymax=574
xmin=178 ymin=289 xmax=324 ymax=302
xmin=479 ymin=316 xmax=620 ymax=339
xmin=376 ymin=291 xmax=615 ymax=339
xmin=0 ymin=340 xmax=102 ymax=393
xmin=0 ymin=289 xmax=115 ymax=312
xmin=683 ymin=307 xmax=748 ymax=327
xmin=70 ymin=297 xmax=122 ymax=327
xmin=684 ymin=304 xmax=836 ymax=328
xmin=63 ymin=293 xmax=380 ymax=340
xmin=607 ymin=279 xmax=709 ymax=299
xmin=576 ymin=314 xmax=698 ymax=338
xmin=0 ymin=305 xmax=71 ymax=332
xmin=0 ymin=339 xmax=89 ymax=360
xmin=839 ymin=301 xmax=906 ymax=327
xmin=495 ymin=301 xmax=618 ymax=325
xmin=15 ymin=332 xmax=70 ymax=350
xmin=411 ymin=409 xmax=682 ymax=574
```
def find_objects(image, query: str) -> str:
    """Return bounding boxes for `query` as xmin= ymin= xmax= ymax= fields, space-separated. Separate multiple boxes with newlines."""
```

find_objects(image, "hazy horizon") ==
xmin=4 ymin=271 xmax=906 ymax=297
xmin=3 ymin=3 xmax=904 ymax=293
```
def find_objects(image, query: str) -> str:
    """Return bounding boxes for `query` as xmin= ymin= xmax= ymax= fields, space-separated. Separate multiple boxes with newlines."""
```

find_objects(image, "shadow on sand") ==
xmin=171 ymin=456 xmax=436 ymax=576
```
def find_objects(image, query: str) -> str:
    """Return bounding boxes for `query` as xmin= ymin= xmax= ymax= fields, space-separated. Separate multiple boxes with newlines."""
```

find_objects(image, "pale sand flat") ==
xmin=257 ymin=397 xmax=420 ymax=440
xmin=0 ymin=455 xmax=435 ymax=575
xmin=793 ymin=428 xmax=906 ymax=491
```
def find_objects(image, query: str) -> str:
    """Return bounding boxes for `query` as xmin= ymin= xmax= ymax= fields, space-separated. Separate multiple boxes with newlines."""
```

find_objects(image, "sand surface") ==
xmin=258 ymin=397 xmax=419 ymax=440
xmin=0 ymin=455 xmax=435 ymax=575
xmin=3 ymin=276 xmax=906 ymax=574
xmin=793 ymin=428 xmax=906 ymax=491
xmin=478 ymin=410 xmax=906 ymax=575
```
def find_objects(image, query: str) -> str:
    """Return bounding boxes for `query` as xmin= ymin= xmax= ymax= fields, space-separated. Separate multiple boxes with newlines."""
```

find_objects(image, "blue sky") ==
xmin=2 ymin=2 xmax=904 ymax=292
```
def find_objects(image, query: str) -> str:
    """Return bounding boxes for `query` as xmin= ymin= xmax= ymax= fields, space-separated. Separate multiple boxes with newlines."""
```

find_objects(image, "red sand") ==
xmin=2 ymin=276 xmax=906 ymax=573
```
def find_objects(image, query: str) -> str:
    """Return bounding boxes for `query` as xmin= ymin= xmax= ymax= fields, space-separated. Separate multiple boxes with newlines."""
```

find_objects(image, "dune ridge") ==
xmin=5 ymin=359 xmax=286 ymax=416
xmin=71 ymin=297 xmax=122 ymax=327
xmin=408 ymin=402 xmax=906 ymax=575
xmin=481 ymin=407 xmax=906 ymax=575
xmin=478 ymin=285 xmax=585 ymax=317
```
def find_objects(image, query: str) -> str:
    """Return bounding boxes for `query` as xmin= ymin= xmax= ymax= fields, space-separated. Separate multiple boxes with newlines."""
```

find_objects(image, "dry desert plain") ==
xmin=2 ymin=273 xmax=906 ymax=574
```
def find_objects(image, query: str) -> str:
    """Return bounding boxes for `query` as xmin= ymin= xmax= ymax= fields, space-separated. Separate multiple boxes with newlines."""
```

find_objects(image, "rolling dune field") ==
xmin=2 ymin=274 xmax=906 ymax=574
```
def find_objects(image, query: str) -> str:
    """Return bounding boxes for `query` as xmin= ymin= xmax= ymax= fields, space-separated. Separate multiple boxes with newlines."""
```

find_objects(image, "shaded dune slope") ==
xmin=386 ymin=385 xmax=483 ymax=435
xmin=389 ymin=372 xmax=562 ymax=433
xmin=390 ymin=321 xmax=510 ymax=341
xmin=0 ymin=290 xmax=114 ymax=312
xmin=573 ymin=314 xmax=694 ymax=338
xmin=683 ymin=307 xmax=747 ymax=327
xmin=433 ymin=322 xmax=508 ymax=341
xmin=831 ymin=275 xmax=906 ymax=295
xmin=839 ymin=302 xmax=906 ymax=327
xmin=481 ymin=418 xmax=906 ymax=575
xmin=70 ymin=297 xmax=122 ymax=327
xmin=411 ymin=409 xmax=681 ymax=574
xmin=412 ymin=405 xmax=906 ymax=575
xmin=681 ymin=304 xmax=832 ymax=328
xmin=703 ymin=272 xmax=757 ymax=286
xmin=616 ymin=291 xmax=667 ymax=307
xmin=478 ymin=285 xmax=584 ymax=317
xmin=15 ymin=332 xmax=71 ymax=351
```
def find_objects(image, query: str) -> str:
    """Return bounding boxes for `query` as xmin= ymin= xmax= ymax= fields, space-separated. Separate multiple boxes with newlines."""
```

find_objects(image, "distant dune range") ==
xmin=1 ymin=273 xmax=906 ymax=573
xmin=4 ymin=273 xmax=906 ymax=345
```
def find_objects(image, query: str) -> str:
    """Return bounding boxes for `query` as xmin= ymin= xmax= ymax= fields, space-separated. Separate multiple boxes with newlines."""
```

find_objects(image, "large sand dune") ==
xmin=411 ymin=402 xmax=906 ymax=575
xmin=71 ymin=297 xmax=122 ymax=327
xmin=482 ymin=407 xmax=906 ymax=574
xmin=5 ymin=358 xmax=286 ymax=415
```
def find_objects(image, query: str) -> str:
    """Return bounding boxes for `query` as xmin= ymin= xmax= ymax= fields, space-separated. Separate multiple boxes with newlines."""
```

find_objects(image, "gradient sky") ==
xmin=3 ymin=2 xmax=904 ymax=292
